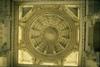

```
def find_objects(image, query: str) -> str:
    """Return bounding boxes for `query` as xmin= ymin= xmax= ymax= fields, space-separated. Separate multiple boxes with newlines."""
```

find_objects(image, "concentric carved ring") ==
xmin=27 ymin=14 xmax=71 ymax=56
xmin=24 ymin=11 xmax=77 ymax=59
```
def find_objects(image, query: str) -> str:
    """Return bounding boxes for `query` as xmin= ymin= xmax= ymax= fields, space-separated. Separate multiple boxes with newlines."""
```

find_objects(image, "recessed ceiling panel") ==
xmin=18 ymin=5 xmax=79 ymax=66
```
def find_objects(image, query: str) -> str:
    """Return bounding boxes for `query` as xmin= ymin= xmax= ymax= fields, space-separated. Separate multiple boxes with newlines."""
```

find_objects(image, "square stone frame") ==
xmin=10 ymin=0 xmax=86 ymax=67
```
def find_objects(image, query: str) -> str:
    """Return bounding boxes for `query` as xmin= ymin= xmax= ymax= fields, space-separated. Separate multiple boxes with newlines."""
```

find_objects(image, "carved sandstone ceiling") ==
xmin=19 ymin=5 xmax=79 ymax=62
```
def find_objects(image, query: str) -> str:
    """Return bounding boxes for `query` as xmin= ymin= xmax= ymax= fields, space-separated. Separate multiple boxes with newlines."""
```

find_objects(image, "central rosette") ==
xmin=43 ymin=27 xmax=59 ymax=43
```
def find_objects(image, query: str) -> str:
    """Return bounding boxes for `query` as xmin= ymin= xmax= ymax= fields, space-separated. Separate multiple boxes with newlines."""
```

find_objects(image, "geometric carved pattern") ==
xmin=23 ymin=5 xmax=77 ymax=61
xmin=29 ymin=14 xmax=71 ymax=55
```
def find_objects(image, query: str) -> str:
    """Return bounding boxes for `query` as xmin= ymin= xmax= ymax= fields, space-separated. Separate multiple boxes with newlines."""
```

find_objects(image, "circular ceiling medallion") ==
xmin=24 ymin=10 xmax=77 ymax=60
